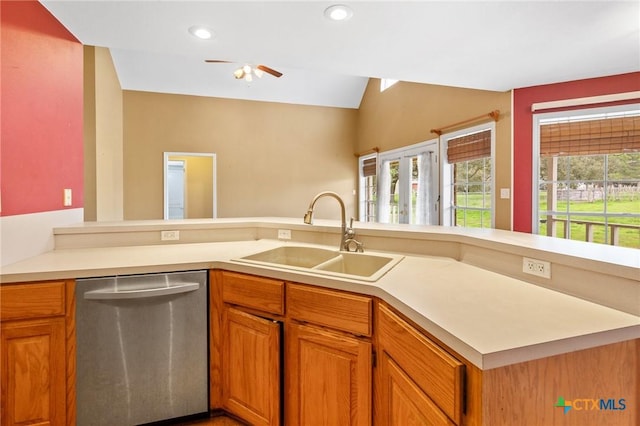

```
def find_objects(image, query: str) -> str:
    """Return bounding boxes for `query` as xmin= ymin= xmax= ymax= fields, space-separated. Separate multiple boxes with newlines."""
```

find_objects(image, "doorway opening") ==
xmin=163 ymin=152 xmax=217 ymax=220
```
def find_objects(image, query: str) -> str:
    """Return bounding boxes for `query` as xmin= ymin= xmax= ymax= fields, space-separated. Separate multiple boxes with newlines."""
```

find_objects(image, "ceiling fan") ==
xmin=205 ymin=60 xmax=283 ymax=82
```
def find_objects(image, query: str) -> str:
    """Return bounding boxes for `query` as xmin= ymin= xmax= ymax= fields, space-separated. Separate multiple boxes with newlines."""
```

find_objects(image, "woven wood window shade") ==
xmin=447 ymin=129 xmax=491 ymax=163
xmin=362 ymin=157 xmax=377 ymax=177
xmin=540 ymin=115 xmax=640 ymax=157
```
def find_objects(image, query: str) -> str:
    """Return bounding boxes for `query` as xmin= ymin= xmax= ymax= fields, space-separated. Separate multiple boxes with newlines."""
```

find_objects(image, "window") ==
xmin=441 ymin=123 xmax=495 ymax=228
xmin=358 ymin=154 xmax=377 ymax=223
xmin=380 ymin=78 xmax=398 ymax=92
xmin=533 ymin=105 xmax=640 ymax=248
xmin=358 ymin=141 xmax=438 ymax=225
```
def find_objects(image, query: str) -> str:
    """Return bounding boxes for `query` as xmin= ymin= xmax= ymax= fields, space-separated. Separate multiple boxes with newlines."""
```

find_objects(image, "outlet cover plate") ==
xmin=161 ymin=230 xmax=180 ymax=241
xmin=522 ymin=257 xmax=551 ymax=279
xmin=277 ymin=229 xmax=292 ymax=240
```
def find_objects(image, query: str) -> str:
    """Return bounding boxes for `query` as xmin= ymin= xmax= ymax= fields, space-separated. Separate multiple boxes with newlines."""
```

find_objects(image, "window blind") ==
xmin=362 ymin=156 xmax=377 ymax=177
xmin=540 ymin=115 xmax=640 ymax=157
xmin=447 ymin=129 xmax=491 ymax=163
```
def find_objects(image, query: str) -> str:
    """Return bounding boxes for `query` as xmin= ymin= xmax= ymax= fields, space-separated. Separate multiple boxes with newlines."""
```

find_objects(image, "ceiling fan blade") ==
xmin=204 ymin=59 xmax=232 ymax=63
xmin=256 ymin=65 xmax=283 ymax=78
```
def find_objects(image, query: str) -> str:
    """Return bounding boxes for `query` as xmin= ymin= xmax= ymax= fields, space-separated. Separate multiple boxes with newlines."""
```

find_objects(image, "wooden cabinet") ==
xmin=377 ymin=303 xmax=465 ymax=426
xmin=286 ymin=282 xmax=372 ymax=337
xmin=379 ymin=352 xmax=455 ymax=426
xmin=286 ymin=322 xmax=372 ymax=426
xmin=222 ymin=307 xmax=281 ymax=426
xmin=212 ymin=272 xmax=476 ymax=426
xmin=221 ymin=271 xmax=284 ymax=316
xmin=286 ymin=283 xmax=373 ymax=426
xmin=219 ymin=271 xmax=284 ymax=426
xmin=0 ymin=280 xmax=75 ymax=426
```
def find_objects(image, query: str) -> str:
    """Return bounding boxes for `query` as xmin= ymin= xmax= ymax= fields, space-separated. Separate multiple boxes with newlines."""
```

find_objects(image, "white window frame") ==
xmin=358 ymin=153 xmax=378 ymax=222
xmin=531 ymin=103 xmax=640 ymax=234
xmin=440 ymin=122 xmax=496 ymax=228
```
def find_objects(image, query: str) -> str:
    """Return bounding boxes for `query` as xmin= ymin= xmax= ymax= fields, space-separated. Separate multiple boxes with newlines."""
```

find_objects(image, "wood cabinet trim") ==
xmin=209 ymin=270 xmax=225 ymax=409
xmin=65 ymin=280 xmax=77 ymax=426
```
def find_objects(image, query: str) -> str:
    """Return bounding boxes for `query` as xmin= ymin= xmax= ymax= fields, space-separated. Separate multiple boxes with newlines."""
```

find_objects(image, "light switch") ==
xmin=500 ymin=188 xmax=510 ymax=199
xmin=64 ymin=188 xmax=72 ymax=206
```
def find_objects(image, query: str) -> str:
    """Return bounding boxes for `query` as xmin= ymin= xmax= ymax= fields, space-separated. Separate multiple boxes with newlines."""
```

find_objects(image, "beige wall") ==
xmin=87 ymin=55 xmax=513 ymax=228
xmin=123 ymin=91 xmax=359 ymax=220
xmin=83 ymin=46 xmax=97 ymax=221
xmin=357 ymin=79 xmax=512 ymax=229
xmin=83 ymin=46 xmax=124 ymax=221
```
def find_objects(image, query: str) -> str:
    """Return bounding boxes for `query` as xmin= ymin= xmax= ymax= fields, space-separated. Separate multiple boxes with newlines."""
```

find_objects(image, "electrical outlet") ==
xmin=277 ymin=229 xmax=292 ymax=240
xmin=522 ymin=257 xmax=551 ymax=279
xmin=161 ymin=230 xmax=180 ymax=241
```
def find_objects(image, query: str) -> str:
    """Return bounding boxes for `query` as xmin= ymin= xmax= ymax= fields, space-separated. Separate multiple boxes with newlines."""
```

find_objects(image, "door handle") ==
xmin=84 ymin=282 xmax=200 ymax=300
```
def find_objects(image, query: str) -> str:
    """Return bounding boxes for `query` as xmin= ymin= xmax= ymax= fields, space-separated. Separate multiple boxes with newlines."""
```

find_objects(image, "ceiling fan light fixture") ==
xmin=233 ymin=68 xmax=245 ymax=79
xmin=188 ymin=25 xmax=214 ymax=40
xmin=324 ymin=4 xmax=353 ymax=21
xmin=253 ymin=68 xmax=264 ymax=78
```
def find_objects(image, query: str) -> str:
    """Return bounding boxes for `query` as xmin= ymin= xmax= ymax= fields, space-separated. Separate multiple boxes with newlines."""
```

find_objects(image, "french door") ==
xmin=377 ymin=142 xmax=438 ymax=225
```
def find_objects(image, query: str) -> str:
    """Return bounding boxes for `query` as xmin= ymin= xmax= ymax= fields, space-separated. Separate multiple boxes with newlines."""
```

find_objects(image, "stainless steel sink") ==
xmin=235 ymin=246 xmax=403 ymax=282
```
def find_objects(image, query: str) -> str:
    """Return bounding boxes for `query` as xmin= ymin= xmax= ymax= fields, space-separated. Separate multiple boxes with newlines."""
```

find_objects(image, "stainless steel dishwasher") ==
xmin=76 ymin=270 xmax=209 ymax=425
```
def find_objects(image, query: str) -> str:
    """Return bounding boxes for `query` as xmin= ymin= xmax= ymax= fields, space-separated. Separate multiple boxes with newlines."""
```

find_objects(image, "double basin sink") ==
xmin=234 ymin=245 xmax=403 ymax=282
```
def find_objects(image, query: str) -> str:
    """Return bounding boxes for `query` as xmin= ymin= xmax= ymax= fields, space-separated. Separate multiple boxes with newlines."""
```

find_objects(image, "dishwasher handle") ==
xmin=84 ymin=282 xmax=200 ymax=300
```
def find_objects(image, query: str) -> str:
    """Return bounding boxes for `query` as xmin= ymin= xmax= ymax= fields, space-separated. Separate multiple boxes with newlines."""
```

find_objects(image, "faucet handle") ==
xmin=344 ymin=238 xmax=364 ymax=253
xmin=346 ymin=218 xmax=356 ymax=238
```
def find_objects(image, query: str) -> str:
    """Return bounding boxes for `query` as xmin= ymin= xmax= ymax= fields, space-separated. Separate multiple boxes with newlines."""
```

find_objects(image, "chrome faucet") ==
xmin=303 ymin=191 xmax=363 ymax=252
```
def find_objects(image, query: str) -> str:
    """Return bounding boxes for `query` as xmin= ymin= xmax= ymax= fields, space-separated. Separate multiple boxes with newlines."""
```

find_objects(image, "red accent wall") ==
xmin=1 ymin=0 xmax=83 ymax=216
xmin=512 ymin=72 xmax=640 ymax=233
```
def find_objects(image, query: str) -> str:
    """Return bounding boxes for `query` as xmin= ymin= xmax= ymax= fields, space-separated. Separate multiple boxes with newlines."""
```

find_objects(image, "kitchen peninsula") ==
xmin=1 ymin=218 xmax=638 ymax=426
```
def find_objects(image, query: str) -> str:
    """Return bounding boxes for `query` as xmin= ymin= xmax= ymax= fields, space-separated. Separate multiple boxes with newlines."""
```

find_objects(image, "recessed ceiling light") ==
xmin=324 ymin=4 xmax=353 ymax=21
xmin=188 ymin=25 xmax=214 ymax=40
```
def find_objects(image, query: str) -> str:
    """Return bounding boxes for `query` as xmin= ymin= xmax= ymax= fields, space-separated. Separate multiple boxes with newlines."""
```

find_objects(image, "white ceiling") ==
xmin=40 ymin=1 xmax=640 ymax=109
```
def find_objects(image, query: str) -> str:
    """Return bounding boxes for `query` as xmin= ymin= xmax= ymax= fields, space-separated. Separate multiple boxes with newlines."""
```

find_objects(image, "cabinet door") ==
xmin=1 ymin=318 xmax=66 ymax=426
xmin=222 ymin=307 xmax=281 ymax=426
xmin=377 ymin=304 xmax=464 ymax=425
xmin=286 ymin=322 xmax=372 ymax=426
xmin=378 ymin=352 xmax=455 ymax=426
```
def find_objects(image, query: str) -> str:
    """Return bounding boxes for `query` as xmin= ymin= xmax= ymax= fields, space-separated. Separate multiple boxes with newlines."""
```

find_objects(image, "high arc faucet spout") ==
xmin=303 ymin=191 xmax=362 ymax=252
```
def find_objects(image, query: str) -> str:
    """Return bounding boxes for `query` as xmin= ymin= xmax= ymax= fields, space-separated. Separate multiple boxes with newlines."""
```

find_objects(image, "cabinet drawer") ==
xmin=378 ymin=303 xmax=464 ymax=425
xmin=287 ymin=283 xmax=372 ymax=336
xmin=0 ymin=281 xmax=66 ymax=321
xmin=222 ymin=271 xmax=284 ymax=315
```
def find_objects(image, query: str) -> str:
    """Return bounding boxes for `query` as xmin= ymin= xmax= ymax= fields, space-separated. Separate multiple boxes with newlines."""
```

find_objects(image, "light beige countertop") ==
xmin=2 ymin=224 xmax=638 ymax=370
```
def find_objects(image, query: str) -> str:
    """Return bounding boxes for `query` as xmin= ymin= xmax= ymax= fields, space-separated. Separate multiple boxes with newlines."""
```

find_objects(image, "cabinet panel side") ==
xmin=482 ymin=339 xmax=639 ymax=426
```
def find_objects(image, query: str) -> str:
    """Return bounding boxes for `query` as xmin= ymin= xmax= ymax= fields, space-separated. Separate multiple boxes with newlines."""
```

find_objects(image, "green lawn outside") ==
xmin=538 ymin=197 xmax=640 ymax=248
xmin=454 ymin=193 xmax=639 ymax=248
